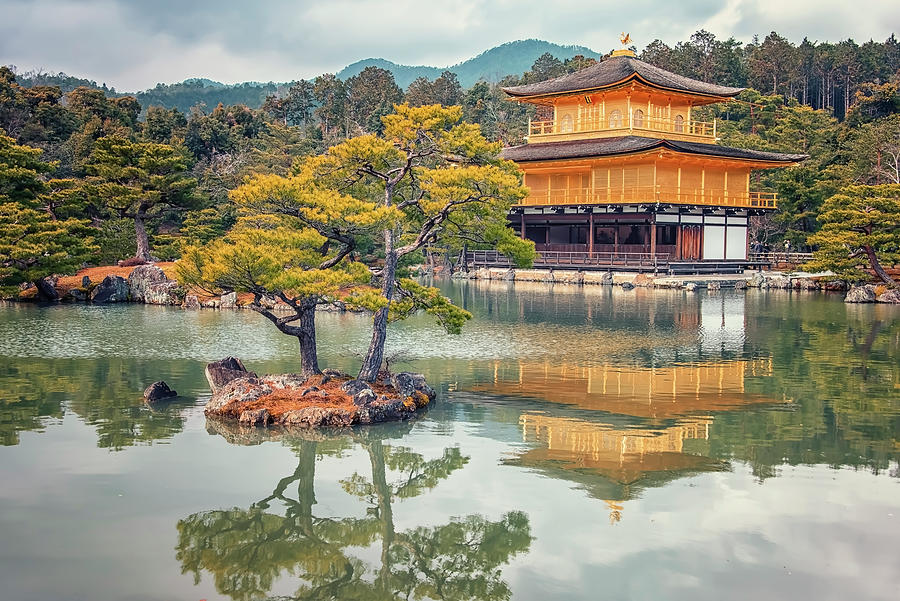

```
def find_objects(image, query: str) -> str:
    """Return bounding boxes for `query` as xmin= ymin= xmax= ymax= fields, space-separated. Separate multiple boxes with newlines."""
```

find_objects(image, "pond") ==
xmin=0 ymin=281 xmax=898 ymax=601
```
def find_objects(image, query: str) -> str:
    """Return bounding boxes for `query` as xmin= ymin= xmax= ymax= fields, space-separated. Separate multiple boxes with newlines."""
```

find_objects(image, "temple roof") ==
xmin=501 ymin=136 xmax=808 ymax=164
xmin=502 ymin=55 xmax=745 ymax=99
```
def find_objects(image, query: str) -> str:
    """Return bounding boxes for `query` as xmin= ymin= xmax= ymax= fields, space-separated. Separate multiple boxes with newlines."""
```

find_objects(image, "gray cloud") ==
xmin=0 ymin=0 xmax=896 ymax=91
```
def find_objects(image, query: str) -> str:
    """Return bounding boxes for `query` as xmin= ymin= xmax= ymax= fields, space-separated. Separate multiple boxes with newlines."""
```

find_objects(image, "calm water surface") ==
xmin=1 ymin=281 xmax=898 ymax=601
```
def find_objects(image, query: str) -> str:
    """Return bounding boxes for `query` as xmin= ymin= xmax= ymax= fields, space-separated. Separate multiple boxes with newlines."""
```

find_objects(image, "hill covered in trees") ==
xmin=336 ymin=39 xmax=601 ymax=88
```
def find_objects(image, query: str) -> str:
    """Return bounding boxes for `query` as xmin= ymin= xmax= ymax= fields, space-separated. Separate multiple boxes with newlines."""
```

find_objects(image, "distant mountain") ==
xmin=338 ymin=39 xmax=601 ymax=88
xmin=11 ymin=39 xmax=601 ymax=113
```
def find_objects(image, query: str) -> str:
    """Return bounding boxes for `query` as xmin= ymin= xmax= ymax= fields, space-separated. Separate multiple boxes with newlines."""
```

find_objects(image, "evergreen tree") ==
xmin=807 ymin=184 xmax=900 ymax=284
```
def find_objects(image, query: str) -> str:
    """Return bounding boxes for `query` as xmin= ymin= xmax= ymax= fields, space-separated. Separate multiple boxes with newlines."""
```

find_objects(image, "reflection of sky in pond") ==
xmin=0 ymin=282 xmax=898 ymax=601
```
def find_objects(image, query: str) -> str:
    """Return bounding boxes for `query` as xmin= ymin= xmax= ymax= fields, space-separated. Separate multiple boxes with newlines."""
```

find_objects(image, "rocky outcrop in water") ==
xmin=143 ymin=381 xmax=177 ymax=402
xmin=203 ymin=359 xmax=434 ymax=429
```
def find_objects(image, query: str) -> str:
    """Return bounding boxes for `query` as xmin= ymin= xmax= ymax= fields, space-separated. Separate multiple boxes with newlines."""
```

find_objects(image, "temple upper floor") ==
xmin=503 ymin=50 xmax=745 ymax=145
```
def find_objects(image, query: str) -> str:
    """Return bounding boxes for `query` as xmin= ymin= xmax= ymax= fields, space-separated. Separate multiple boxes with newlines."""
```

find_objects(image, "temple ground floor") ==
xmin=464 ymin=204 xmax=775 ymax=273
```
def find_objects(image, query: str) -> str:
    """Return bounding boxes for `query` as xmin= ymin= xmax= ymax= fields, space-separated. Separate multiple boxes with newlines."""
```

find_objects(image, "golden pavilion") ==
xmin=497 ymin=40 xmax=806 ymax=270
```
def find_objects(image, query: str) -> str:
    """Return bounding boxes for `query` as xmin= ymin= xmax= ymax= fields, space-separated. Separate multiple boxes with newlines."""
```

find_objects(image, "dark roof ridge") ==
xmin=503 ymin=55 xmax=745 ymax=99
xmin=500 ymin=136 xmax=807 ymax=163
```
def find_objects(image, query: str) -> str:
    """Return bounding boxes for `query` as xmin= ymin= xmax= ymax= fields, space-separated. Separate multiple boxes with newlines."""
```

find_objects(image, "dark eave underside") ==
xmin=502 ymin=56 xmax=744 ymax=99
xmin=500 ymin=136 xmax=808 ymax=163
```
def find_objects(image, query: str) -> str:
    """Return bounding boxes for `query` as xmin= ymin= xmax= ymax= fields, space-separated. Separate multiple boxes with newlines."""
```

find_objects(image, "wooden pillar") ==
xmin=520 ymin=212 xmax=526 ymax=239
xmin=588 ymin=211 xmax=594 ymax=255
xmin=650 ymin=221 xmax=657 ymax=256
xmin=675 ymin=222 xmax=683 ymax=259
xmin=614 ymin=225 xmax=619 ymax=257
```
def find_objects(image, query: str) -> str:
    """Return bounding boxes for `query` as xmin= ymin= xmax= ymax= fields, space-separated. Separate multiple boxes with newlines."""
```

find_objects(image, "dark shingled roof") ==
xmin=501 ymin=136 xmax=807 ymax=163
xmin=503 ymin=55 xmax=745 ymax=98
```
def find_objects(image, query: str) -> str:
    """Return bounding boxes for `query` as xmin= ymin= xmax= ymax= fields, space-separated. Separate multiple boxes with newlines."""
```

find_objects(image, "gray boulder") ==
xmin=876 ymin=288 xmax=900 ymax=304
xmin=143 ymin=380 xmax=177 ymax=402
xmin=220 ymin=291 xmax=237 ymax=309
xmin=621 ymin=281 xmax=635 ymax=290
xmin=353 ymin=388 xmax=377 ymax=406
xmin=747 ymin=272 xmax=766 ymax=288
xmin=391 ymin=372 xmax=436 ymax=401
xmin=183 ymin=295 xmax=200 ymax=309
xmin=707 ymin=281 xmax=721 ymax=291
xmin=845 ymin=284 xmax=876 ymax=303
xmin=600 ymin=272 xmax=614 ymax=285
xmin=684 ymin=283 xmax=698 ymax=292
xmin=340 ymin=379 xmax=372 ymax=397
xmin=91 ymin=275 xmax=130 ymax=303
xmin=734 ymin=280 xmax=748 ymax=290
xmin=205 ymin=357 xmax=257 ymax=394
xmin=128 ymin=265 xmax=169 ymax=302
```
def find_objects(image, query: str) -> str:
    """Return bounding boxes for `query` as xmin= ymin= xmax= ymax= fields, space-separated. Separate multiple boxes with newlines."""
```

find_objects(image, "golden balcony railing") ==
xmin=527 ymin=115 xmax=717 ymax=142
xmin=519 ymin=185 xmax=777 ymax=209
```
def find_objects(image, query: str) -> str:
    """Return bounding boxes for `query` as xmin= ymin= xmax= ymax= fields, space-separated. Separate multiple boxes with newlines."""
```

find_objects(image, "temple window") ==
xmin=561 ymin=114 xmax=574 ymax=133
xmin=674 ymin=114 xmax=684 ymax=132
xmin=608 ymin=110 xmax=622 ymax=128
xmin=633 ymin=109 xmax=644 ymax=128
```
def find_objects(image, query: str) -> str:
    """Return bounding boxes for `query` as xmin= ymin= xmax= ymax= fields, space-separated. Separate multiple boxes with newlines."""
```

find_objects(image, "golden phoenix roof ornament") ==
xmin=620 ymin=32 xmax=632 ymax=47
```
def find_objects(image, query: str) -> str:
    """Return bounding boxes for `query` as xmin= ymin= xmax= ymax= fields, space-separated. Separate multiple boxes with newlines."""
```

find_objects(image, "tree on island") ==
xmin=301 ymin=103 xmax=535 ymax=381
xmin=184 ymin=104 xmax=534 ymax=381
xmin=807 ymin=184 xmax=900 ymax=284
xmin=82 ymin=137 xmax=199 ymax=262
xmin=0 ymin=130 xmax=95 ymax=299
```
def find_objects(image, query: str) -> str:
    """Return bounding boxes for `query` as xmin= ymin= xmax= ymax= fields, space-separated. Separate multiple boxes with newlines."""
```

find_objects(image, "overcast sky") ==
xmin=1 ymin=0 xmax=897 ymax=91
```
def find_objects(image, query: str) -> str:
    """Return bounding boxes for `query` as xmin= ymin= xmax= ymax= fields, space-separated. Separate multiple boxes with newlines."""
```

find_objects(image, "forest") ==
xmin=1 ymin=29 xmax=899 ymax=290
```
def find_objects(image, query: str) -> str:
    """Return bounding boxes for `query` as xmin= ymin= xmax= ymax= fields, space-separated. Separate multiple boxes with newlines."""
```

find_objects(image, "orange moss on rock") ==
xmin=215 ymin=374 xmax=401 ymax=421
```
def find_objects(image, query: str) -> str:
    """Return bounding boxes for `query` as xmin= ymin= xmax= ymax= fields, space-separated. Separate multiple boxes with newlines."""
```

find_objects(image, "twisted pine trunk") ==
xmin=358 ymin=230 xmax=397 ymax=383
xmin=253 ymin=298 xmax=321 ymax=378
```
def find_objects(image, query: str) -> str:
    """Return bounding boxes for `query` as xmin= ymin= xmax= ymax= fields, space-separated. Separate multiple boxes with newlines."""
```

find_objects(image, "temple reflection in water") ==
xmin=491 ymin=358 xmax=785 ymax=523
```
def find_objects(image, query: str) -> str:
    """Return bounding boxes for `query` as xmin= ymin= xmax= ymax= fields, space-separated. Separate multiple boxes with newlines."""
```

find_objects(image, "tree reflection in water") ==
xmin=176 ymin=427 xmax=532 ymax=601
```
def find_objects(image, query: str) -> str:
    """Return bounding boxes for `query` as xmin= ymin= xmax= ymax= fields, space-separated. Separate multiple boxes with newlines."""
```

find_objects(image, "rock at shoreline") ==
xmin=707 ymin=281 xmax=721 ymax=291
xmin=845 ymin=284 xmax=876 ymax=303
xmin=91 ymin=275 xmax=130 ymax=303
xmin=205 ymin=357 xmax=257 ymax=395
xmin=621 ymin=281 xmax=635 ymax=290
xmin=144 ymin=380 xmax=177 ymax=402
xmin=183 ymin=294 xmax=200 ymax=309
xmin=876 ymin=288 xmax=900 ymax=303
xmin=220 ymin=291 xmax=237 ymax=309
xmin=734 ymin=280 xmax=748 ymax=290
xmin=129 ymin=265 xmax=172 ymax=303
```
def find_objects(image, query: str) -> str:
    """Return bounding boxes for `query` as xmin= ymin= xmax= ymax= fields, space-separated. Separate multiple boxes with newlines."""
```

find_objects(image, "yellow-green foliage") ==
xmin=176 ymin=219 xmax=371 ymax=302
xmin=806 ymin=184 xmax=900 ymax=282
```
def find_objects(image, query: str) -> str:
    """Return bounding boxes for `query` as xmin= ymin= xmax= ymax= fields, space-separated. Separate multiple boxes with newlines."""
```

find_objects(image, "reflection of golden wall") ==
xmin=486 ymin=358 xmax=776 ymax=418
xmin=521 ymin=413 xmax=710 ymax=458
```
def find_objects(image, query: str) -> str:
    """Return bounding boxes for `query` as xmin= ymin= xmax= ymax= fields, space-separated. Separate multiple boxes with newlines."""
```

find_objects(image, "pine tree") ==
xmin=0 ymin=131 xmax=95 ymax=298
xmin=807 ymin=184 xmax=900 ymax=284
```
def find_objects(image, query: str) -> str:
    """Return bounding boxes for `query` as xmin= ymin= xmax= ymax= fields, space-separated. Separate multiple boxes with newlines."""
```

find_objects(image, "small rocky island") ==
xmin=203 ymin=357 xmax=435 ymax=428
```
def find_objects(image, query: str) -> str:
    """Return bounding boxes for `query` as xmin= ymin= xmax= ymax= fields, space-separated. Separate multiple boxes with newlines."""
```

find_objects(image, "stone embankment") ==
xmin=442 ymin=266 xmax=900 ymax=304
xmin=202 ymin=357 xmax=434 ymax=428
